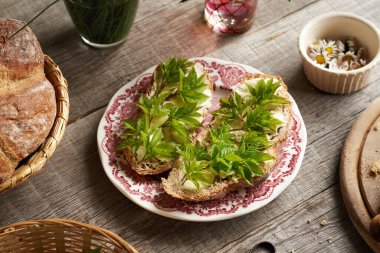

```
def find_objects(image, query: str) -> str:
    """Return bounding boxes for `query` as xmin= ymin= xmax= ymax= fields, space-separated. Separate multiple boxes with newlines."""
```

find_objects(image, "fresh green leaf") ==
xmin=162 ymin=57 xmax=193 ymax=84
xmin=117 ymin=138 xmax=141 ymax=151
xmin=153 ymin=142 xmax=177 ymax=161
xmin=123 ymin=119 xmax=136 ymax=130
xmin=246 ymin=106 xmax=283 ymax=133
xmin=242 ymin=131 xmax=269 ymax=150
xmin=150 ymin=58 xmax=193 ymax=97
xmin=245 ymin=160 xmax=265 ymax=176
xmin=178 ymin=144 xmax=215 ymax=189
xmin=246 ymin=79 xmax=290 ymax=106
xmin=171 ymin=103 xmax=202 ymax=128
xmin=169 ymin=119 xmax=189 ymax=144
xmin=176 ymin=67 xmax=209 ymax=104
xmin=213 ymin=92 xmax=249 ymax=123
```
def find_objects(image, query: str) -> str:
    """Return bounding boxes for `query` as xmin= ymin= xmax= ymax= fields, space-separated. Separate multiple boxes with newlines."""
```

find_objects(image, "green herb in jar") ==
xmin=64 ymin=0 xmax=139 ymax=45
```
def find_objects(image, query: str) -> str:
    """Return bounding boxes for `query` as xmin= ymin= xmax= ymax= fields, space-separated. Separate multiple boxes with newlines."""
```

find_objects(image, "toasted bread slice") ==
xmin=122 ymin=62 xmax=214 ymax=175
xmin=162 ymin=74 xmax=293 ymax=201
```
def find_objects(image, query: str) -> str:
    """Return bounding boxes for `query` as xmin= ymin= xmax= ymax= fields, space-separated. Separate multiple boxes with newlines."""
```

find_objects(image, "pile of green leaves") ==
xmin=181 ymin=78 xmax=290 ymax=189
xmin=118 ymin=57 xmax=210 ymax=163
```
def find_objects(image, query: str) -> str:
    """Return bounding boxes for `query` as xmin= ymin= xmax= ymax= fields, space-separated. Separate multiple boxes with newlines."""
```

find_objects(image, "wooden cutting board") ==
xmin=341 ymin=98 xmax=380 ymax=252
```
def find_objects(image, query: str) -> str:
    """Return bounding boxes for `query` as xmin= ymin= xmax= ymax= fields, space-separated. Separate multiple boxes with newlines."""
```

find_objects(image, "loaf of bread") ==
xmin=0 ymin=18 xmax=56 ymax=183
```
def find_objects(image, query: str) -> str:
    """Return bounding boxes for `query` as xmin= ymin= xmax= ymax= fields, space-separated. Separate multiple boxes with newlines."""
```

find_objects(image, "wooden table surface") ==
xmin=0 ymin=0 xmax=379 ymax=252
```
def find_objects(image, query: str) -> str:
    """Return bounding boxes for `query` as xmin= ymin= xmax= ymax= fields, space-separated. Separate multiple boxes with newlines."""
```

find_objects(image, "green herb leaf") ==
xmin=170 ymin=103 xmax=202 ymax=128
xmin=149 ymin=57 xmax=193 ymax=97
xmin=176 ymin=67 xmax=209 ymax=104
xmin=241 ymin=131 xmax=269 ymax=150
xmin=162 ymin=57 xmax=193 ymax=84
xmin=213 ymin=93 xmax=250 ymax=124
xmin=178 ymin=144 xmax=214 ymax=189
xmin=246 ymin=106 xmax=283 ymax=133
xmin=169 ymin=119 xmax=189 ymax=144
xmin=246 ymin=79 xmax=290 ymax=106
xmin=153 ymin=142 xmax=177 ymax=161
xmin=123 ymin=119 xmax=136 ymax=131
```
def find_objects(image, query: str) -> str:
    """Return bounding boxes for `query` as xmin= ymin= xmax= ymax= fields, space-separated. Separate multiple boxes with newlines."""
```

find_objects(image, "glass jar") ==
xmin=64 ymin=0 xmax=139 ymax=48
xmin=204 ymin=0 xmax=258 ymax=34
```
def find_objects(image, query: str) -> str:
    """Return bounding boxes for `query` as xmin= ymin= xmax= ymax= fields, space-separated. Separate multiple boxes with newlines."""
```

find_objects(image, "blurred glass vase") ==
xmin=64 ymin=0 xmax=139 ymax=48
xmin=205 ymin=0 xmax=258 ymax=34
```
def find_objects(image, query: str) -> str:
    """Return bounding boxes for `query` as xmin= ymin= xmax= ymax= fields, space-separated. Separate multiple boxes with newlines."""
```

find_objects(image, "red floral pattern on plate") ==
xmin=100 ymin=59 xmax=305 ymax=218
xmin=195 ymin=59 xmax=247 ymax=90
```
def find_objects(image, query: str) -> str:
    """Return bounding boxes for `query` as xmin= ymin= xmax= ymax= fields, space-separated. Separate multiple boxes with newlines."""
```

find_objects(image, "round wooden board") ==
xmin=341 ymin=98 xmax=380 ymax=252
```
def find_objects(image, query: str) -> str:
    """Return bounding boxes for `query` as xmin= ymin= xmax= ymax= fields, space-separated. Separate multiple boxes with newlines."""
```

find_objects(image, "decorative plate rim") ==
xmin=97 ymin=57 xmax=307 ymax=222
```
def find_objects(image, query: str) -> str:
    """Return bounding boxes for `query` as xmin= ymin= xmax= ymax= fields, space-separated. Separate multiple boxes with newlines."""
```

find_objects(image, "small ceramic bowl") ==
xmin=298 ymin=12 xmax=380 ymax=94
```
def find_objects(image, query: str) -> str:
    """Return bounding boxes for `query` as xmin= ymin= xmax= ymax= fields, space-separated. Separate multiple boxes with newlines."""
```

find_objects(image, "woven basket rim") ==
xmin=0 ymin=218 xmax=138 ymax=253
xmin=0 ymin=55 xmax=69 ymax=193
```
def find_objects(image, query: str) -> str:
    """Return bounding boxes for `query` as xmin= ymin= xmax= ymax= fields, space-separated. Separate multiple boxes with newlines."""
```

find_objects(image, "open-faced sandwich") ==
xmin=162 ymin=74 xmax=293 ymax=201
xmin=118 ymin=58 xmax=214 ymax=175
xmin=119 ymin=57 xmax=293 ymax=202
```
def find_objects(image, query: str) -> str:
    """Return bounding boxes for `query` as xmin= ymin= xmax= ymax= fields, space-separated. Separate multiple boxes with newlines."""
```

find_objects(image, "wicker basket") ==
xmin=0 ymin=219 xmax=138 ymax=253
xmin=0 ymin=55 xmax=70 ymax=193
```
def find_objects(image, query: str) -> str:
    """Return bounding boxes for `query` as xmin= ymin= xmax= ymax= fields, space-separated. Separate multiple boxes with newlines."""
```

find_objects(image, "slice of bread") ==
xmin=122 ymin=62 xmax=214 ymax=175
xmin=162 ymin=74 xmax=293 ymax=201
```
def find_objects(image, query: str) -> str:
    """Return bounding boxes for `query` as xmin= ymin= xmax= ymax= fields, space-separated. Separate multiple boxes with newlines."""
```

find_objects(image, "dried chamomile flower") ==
xmin=338 ymin=51 xmax=358 ymax=65
xmin=308 ymin=36 xmax=367 ymax=71
xmin=309 ymin=47 xmax=328 ymax=66
xmin=319 ymin=39 xmax=338 ymax=57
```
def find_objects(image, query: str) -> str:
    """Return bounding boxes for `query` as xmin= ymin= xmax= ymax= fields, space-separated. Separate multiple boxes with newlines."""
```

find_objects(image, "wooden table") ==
xmin=0 ymin=0 xmax=378 ymax=252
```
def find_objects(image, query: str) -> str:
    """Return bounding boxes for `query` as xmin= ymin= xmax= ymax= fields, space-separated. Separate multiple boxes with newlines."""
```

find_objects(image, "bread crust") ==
xmin=0 ymin=18 xmax=44 ymax=82
xmin=0 ymin=19 xmax=56 ymax=183
xmin=123 ymin=148 xmax=179 ymax=175
xmin=162 ymin=73 xmax=294 ymax=202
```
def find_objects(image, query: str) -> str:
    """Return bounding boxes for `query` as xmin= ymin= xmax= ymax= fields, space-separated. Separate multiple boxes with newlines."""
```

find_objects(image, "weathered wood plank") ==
xmin=0 ymin=0 xmax=318 ymax=123
xmin=216 ymin=185 xmax=371 ymax=253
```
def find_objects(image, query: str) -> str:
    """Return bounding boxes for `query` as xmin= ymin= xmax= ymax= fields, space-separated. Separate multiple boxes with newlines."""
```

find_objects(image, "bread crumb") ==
xmin=327 ymin=237 xmax=333 ymax=243
xmin=370 ymin=161 xmax=380 ymax=176
xmin=306 ymin=219 xmax=311 ymax=224
xmin=375 ymin=126 xmax=378 ymax=131
xmin=376 ymin=149 xmax=380 ymax=153
xmin=320 ymin=219 xmax=329 ymax=226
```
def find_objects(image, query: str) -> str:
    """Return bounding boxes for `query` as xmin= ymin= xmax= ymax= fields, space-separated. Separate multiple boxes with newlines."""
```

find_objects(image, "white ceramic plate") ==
xmin=97 ymin=57 xmax=307 ymax=222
